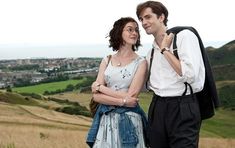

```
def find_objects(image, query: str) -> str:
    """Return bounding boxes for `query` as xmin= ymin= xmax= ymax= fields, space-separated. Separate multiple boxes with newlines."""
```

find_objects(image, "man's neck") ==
xmin=154 ymin=26 xmax=167 ymax=47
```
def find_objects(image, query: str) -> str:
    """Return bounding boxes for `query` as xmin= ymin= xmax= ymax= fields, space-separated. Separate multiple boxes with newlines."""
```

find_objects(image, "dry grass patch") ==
xmin=216 ymin=80 xmax=235 ymax=89
xmin=1 ymin=124 xmax=235 ymax=148
xmin=0 ymin=103 xmax=91 ymax=128
xmin=0 ymin=125 xmax=88 ymax=148
xmin=0 ymin=102 xmax=91 ymax=148
xmin=51 ymin=92 xmax=92 ymax=108
xmin=199 ymin=138 xmax=235 ymax=148
xmin=20 ymin=105 xmax=92 ymax=126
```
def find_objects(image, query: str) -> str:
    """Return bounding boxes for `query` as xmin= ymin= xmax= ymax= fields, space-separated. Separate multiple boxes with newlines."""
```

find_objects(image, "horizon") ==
xmin=0 ymin=40 xmax=231 ymax=60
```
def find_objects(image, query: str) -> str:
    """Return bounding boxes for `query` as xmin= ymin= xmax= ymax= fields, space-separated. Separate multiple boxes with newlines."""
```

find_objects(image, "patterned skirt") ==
xmin=92 ymin=112 xmax=146 ymax=148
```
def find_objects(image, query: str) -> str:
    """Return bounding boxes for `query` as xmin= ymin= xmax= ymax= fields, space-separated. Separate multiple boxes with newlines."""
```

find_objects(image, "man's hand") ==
xmin=160 ymin=32 xmax=174 ymax=49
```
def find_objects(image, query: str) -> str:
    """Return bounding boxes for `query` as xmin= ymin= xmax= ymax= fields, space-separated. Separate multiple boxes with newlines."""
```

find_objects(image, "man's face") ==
xmin=139 ymin=7 xmax=163 ymax=36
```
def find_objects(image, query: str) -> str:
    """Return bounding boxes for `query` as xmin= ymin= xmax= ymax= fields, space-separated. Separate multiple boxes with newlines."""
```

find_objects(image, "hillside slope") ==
xmin=0 ymin=102 xmax=91 ymax=148
xmin=206 ymin=40 xmax=235 ymax=108
xmin=207 ymin=40 xmax=235 ymax=66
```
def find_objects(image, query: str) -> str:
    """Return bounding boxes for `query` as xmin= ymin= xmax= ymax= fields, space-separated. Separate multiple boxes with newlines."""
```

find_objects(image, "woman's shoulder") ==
xmin=135 ymin=55 xmax=147 ymax=63
xmin=131 ymin=55 xmax=147 ymax=69
xmin=102 ymin=54 xmax=112 ymax=65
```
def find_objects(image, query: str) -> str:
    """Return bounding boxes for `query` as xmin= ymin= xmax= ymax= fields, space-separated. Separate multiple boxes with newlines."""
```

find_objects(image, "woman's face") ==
xmin=122 ymin=22 xmax=139 ymax=46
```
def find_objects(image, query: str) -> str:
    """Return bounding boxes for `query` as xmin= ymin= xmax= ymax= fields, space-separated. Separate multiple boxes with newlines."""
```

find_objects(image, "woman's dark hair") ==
xmin=108 ymin=17 xmax=141 ymax=51
xmin=136 ymin=1 xmax=168 ymax=26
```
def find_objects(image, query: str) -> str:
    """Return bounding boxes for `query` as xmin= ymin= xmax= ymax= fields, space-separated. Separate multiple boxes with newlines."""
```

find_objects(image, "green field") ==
xmin=12 ymin=79 xmax=82 ymax=94
xmin=200 ymin=109 xmax=235 ymax=138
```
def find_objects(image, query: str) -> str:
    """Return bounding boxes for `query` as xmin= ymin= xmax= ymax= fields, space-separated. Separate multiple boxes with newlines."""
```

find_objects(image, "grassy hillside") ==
xmin=216 ymin=81 xmax=235 ymax=108
xmin=212 ymin=64 xmax=235 ymax=81
xmin=13 ymin=88 xmax=234 ymax=138
xmin=200 ymin=109 xmax=235 ymax=138
xmin=0 ymin=91 xmax=91 ymax=117
xmin=51 ymin=91 xmax=235 ymax=138
xmin=0 ymin=91 xmax=235 ymax=147
xmin=208 ymin=40 xmax=235 ymax=82
xmin=207 ymin=40 xmax=235 ymax=66
xmin=0 ymin=102 xmax=91 ymax=148
xmin=206 ymin=40 xmax=235 ymax=108
xmin=0 ymin=91 xmax=40 ymax=106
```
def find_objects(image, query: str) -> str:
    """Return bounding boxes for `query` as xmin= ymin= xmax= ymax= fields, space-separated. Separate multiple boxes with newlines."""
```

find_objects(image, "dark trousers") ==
xmin=148 ymin=94 xmax=201 ymax=148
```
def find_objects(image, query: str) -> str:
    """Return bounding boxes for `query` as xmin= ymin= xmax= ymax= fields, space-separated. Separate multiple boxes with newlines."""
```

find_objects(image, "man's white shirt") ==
xmin=147 ymin=30 xmax=205 ymax=96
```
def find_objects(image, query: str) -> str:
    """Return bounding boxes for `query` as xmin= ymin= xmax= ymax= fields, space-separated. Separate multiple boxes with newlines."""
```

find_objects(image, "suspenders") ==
xmin=146 ymin=47 xmax=190 ymax=95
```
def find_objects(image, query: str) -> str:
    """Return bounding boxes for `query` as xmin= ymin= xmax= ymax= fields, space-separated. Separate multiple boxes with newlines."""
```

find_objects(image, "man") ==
xmin=136 ymin=1 xmax=205 ymax=148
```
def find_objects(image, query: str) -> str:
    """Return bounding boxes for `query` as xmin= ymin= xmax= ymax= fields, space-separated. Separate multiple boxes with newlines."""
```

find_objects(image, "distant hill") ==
xmin=206 ymin=40 xmax=235 ymax=66
xmin=206 ymin=40 xmax=235 ymax=108
xmin=206 ymin=40 xmax=235 ymax=81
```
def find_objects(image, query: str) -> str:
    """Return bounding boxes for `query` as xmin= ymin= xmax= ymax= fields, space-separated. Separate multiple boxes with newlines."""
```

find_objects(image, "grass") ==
xmin=51 ymin=92 xmax=92 ymax=108
xmin=200 ymin=109 xmax=235 ymax=138
xmin=2 ymin=84 xmax=235 ymax=138
xmin=0 ymin=143 xmax=15 ymax=148
xmin=216 ymin=80 xmax=235 ymax=89
xmin=0 ymin=91 xmax=40 ymax=106
xmin=0 ymin=90 xmax=234 ymax=147
xmin=12 ymin=79 xmax=82 ymax=94
xmin=0 ymin=102 xmax=90 ymax=148
xmin=138 ymin=91 xmax=153 ymax=113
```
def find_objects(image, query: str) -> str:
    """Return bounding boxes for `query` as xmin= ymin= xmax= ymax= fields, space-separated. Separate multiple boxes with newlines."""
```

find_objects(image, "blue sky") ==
xmin=0 ymin=0 xmax=234 ymax=59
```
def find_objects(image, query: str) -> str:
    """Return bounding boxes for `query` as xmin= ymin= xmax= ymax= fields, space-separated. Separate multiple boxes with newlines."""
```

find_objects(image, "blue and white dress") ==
xmin=92 ymin=56 xmax=146 ymax=148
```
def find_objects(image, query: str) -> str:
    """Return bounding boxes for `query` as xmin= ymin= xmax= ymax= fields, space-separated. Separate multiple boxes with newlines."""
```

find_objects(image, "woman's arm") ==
xmin=93 ymin=59 xmax=147 ymax=98
xmin=92 ymin=57 xmax=130 ymax=105
xmin=92 ymin=81 xmax=133 ymax=98
xmin=92 ymin=57 xmax=147 ymax=107
xmin=127 ymin=59 xmax=148 ymax=97
xmin=95 ymin=58 xmax=108 ymax=85
xmin=91 ymin=56 xmax=134 ymax=99
xmin=93 ymin=93 xmax=138 ymax=107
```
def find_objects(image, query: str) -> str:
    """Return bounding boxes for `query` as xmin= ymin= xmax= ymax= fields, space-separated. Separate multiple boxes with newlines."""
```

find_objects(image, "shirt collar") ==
xmin=152 ymin=40 xmax=161 ymax=50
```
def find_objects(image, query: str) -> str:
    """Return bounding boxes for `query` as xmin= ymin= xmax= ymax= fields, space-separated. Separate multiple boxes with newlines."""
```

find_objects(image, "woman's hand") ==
xmin=124 ymin=96 xmax=139 ymax=107
xmin=91 ymin=81 xmax=101 ymax=93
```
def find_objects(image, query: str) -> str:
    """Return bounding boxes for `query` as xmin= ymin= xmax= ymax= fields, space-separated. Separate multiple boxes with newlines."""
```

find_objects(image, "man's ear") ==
xmin=159 ymin=14 xmax=165 ymax=23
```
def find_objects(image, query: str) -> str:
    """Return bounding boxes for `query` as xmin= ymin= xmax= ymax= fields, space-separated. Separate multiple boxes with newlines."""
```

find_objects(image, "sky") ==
xmin=0 ymin=0 xmax=234 ymax=60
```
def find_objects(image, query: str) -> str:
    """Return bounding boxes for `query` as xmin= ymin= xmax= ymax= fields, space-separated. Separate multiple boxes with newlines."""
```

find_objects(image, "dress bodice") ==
xmin=104 ymin=56 xmax=145 ymax=92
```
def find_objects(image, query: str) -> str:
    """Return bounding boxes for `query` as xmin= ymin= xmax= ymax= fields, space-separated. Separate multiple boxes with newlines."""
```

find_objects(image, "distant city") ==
xmin=0 ymin=41 xmax=228 ymax=60
xmin=0 ymin=57 xmax=101 ymax=89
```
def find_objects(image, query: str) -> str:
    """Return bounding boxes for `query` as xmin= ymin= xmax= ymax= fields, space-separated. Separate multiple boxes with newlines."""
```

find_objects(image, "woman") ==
xmin=86 ymin=17 xmax=148 ymax=148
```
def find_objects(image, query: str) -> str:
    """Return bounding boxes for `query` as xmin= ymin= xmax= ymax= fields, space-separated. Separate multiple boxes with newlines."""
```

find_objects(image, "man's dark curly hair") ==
xmin=136 ymin=1 xmax=168 ymax=26
xmin=108 ymin=17 xmax=141 ymax=51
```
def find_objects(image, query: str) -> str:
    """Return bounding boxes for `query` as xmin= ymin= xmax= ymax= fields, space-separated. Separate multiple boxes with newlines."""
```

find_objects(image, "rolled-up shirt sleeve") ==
xmin=177 ymin=30 xmax=203 ymax=84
